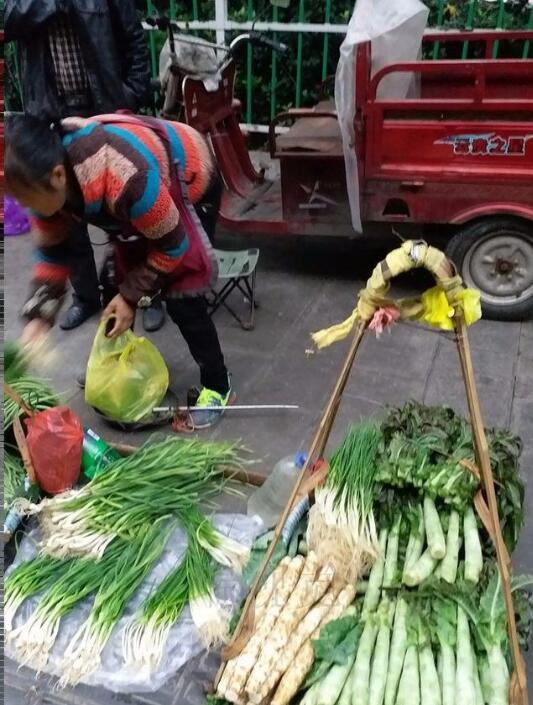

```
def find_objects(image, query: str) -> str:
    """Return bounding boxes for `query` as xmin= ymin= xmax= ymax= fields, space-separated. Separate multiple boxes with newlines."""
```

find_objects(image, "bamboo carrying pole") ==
xmin=213 ymin=241 xmax=528 ymax=705
xmin=455 ymin=318 xmax=528 ymax=705
xmin=217 ymin=319 xmax=366 ymax=666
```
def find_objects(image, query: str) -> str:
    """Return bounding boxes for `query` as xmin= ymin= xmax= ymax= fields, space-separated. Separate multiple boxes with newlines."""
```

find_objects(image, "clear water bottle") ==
xmin=247 ymin=452 xmax=307 ymax=529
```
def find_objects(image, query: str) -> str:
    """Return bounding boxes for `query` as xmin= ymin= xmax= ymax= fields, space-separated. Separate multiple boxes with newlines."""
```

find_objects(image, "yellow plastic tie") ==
xmin=311 ymin=241 xmax=480 ymax=349
xmin=312 ymin=309 xmax=358 ymax=349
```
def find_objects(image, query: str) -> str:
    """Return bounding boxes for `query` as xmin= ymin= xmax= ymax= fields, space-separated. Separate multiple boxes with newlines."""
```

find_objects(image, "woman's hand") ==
xmin=20 ymin=318 xmax=51 ymax=347
xmin=102 ymin=294 xmax=135 ymax=338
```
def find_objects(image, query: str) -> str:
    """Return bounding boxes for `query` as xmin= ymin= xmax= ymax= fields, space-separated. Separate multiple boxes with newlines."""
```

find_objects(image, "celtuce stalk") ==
xmin=216 ymin=558 xmax=292 ymax=701
xmin=382 ymin=516 xmax=401 ymax=588
xmin=440 ymin=510 xmax=461 ymax=584
xmin=270 ymin=586 xmax=355 ymax=705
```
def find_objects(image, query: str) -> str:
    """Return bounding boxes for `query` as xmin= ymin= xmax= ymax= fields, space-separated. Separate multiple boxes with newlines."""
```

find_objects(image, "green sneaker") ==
xmin=189 ymin=385 xmax=232 ymax=429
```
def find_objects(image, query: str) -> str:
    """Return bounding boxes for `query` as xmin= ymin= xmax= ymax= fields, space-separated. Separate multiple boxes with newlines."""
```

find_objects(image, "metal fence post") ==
xmin=215 ymin=0 xmax=228 ymax=48
xmin=271 ymin=4 xmax=280 ymax=121
xmin=295 ymin=0 xmax=305 ymax=107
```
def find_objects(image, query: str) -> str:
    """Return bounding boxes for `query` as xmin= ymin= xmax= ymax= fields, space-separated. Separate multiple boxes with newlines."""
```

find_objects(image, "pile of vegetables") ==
xmin=215 ymin=402 xmax=530 ymax=705
xmin=6 ymin=436 xmax=251 ymax=686
xmin=376 ymin=401 xmax=524 ymax=551
xmin=217 ymin=553 xmax=355 ymax=705
xmin=307 ymin=425 xmax=381 ymax=583
xmin=299 ymin=566 xmax=531 ymax=705
xmin=16 ymin=437 xmax=246 ymax=560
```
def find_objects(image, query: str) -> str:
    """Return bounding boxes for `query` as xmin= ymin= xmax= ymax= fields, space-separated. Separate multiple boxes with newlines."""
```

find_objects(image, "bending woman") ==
xmin=5 ymin=112 xmax=230 ymax=429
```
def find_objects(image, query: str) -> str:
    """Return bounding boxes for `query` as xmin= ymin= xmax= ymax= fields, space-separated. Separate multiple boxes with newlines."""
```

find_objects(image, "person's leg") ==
xmin=143 ymin=294 xmax=166 ymax=332
xmin=194 ymin=172 xmax=223 ymax=244
xmin=60 ymin=222 xmax=101 ymax=330
xmin=166 ymin=296 xmax=229 ymax=395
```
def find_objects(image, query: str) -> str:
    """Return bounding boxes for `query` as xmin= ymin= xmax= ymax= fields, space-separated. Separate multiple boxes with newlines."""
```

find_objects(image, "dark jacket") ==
xmin=5 ymin=0 xmax=151 ymax=119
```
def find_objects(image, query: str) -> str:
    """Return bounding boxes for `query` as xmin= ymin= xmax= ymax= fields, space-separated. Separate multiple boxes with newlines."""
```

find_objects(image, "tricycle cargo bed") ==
xmin=185 ymin=30 xmax=532 ymax=235
xmin=361 ymin=57 xmax=533 ymax=223
xmin=266 ymin=31 xmax=533 ymax=229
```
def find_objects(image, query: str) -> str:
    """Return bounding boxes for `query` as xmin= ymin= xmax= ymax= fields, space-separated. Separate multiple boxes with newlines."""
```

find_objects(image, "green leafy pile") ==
xmin=376 ymin=401 xmax=524 ymax=551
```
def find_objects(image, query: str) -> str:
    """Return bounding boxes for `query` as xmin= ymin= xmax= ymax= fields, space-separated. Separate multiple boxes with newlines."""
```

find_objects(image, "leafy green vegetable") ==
xmin=242 ymin=533 xmax=287 ymax=587
xmin=312 ymin=613 xmax=360 ymax=663
xmin=376 ymin=401 xmax=524 ymax=550
xmin=304 ymin=612 xmax=362 ymax=690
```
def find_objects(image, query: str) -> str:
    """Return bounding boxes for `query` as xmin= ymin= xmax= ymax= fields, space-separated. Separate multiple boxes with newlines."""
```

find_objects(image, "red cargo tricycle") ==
xmin=158 ymin=23 xmax=533 ymax=320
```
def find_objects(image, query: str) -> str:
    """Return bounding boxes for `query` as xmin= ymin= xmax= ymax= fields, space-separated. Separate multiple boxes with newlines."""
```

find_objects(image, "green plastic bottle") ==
xmin=82 ymin=428 xmax=121 ymax=479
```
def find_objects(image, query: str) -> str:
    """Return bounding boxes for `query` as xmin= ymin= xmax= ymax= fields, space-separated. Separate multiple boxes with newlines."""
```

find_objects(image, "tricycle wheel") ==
xmin=446 ymin=217 xmax=533 ymax=321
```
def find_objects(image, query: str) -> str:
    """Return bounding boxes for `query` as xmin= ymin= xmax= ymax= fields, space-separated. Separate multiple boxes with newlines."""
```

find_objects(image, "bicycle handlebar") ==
xmin=228 ymin=32 xmax=290 ymax=58
xmin=146 ymin=16 xmax=290 ymax=66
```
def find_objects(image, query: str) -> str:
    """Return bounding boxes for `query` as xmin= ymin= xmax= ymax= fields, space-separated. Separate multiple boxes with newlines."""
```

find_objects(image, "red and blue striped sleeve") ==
xmin=22 ymin=213 xmax=73 ymax=323
xmin=113 ymin=171 xmax=191 ymax=304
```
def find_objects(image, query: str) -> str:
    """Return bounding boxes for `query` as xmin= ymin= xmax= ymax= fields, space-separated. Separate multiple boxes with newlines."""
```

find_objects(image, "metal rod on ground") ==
xmin=153 ymin=404 xmax=300 ymax=413
xmin=215 ymin=318 xmax=367 ymax=675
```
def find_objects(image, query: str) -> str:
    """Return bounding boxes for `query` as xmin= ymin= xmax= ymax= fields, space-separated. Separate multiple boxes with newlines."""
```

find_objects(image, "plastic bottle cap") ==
xmin=295 ymin=452 xmax=307 ymax=470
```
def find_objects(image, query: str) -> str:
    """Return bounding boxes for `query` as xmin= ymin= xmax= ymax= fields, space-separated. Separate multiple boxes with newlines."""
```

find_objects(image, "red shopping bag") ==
xmin=25 ymin=406 xmax=83 ymax=494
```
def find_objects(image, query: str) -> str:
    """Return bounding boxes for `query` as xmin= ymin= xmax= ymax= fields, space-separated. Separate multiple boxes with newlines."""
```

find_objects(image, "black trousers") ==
xmin=166 ymin=297 xmax=229 ymax=395
xmin=67 ymin=222 xmax=101 ymax=309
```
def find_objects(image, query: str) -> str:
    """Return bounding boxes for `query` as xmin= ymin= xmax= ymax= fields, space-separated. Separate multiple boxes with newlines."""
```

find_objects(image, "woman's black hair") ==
xmin=5 ymin=113 xmax=66 ymax=190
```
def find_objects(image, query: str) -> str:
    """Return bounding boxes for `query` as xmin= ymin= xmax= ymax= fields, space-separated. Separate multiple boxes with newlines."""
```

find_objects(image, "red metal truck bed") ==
xmin=272 ymin=30 xmax=533 ymax=231
xmin=185 ymin=30 xmax=533 ymax=236
xmin=360 ymin=49 xmax=533 ymax=224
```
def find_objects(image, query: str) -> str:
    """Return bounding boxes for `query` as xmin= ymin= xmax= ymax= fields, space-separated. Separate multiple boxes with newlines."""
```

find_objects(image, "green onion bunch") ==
xmin=4 ymin=376 xmax=59 ymax=431
xmin=190 ymin=507 xmax=250 ymax=573
xmin=58 ymin=520 xmax=173 ymax=687
xmin=307 ymin=424 xmax=382 ymax=583
xmin=19 ymin=437 xmax=244 ymax=559
xmin=10 ymin=541 xmax=126 ymax=671
xmin=123 ymin=508 xmax=248 ymax=670
xmin=5 ymin=554 xmax=72 ymax=632
xmin=4 ymin=448 xmax=27 ymax=512
xmin=186 ymin=529 xmax=231 ymax=648
xmin=122 ymin=552 xmax=190 ymax=671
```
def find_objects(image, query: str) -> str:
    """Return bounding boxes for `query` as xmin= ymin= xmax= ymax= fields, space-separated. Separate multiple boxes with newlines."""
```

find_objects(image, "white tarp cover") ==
xmin=160 ymin=34 xmax=222 ymax=91
xmin=335 ymin=0 xmax=429 ymax=232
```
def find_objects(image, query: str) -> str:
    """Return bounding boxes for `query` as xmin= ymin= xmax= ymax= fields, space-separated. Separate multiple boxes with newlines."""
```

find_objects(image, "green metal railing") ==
xmin=4 ymin=0 xmax=532 ymax=121
xmin=144 ymin=0 xmax=532 ymax=129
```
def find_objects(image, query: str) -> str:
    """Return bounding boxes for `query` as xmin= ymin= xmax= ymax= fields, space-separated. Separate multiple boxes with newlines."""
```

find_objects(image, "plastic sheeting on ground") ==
xmin=6 ymin=514 xmax=263 ymax=693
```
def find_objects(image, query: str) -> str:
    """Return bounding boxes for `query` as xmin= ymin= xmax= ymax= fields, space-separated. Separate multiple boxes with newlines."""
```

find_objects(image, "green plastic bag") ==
xmin=85 ymin=321 xmax=169 ymax=422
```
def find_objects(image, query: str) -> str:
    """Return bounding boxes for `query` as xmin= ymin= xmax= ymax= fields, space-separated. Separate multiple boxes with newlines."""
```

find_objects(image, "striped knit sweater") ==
xmin=24 ymin=114 xmax=216 ymax=323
